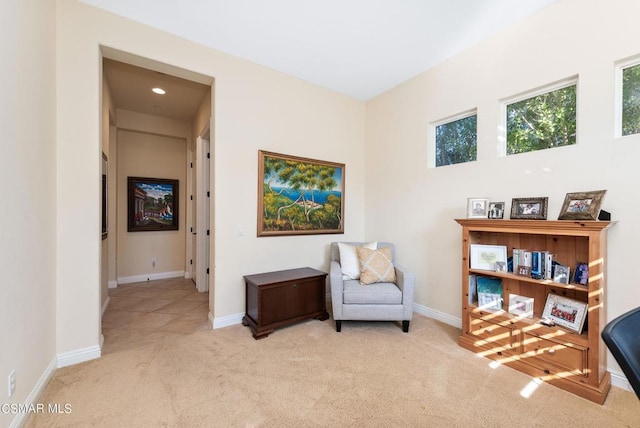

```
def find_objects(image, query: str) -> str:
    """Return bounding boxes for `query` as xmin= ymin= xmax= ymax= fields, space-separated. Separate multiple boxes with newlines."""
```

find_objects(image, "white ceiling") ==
xmin=86 ymin=0 xmax=561 ymax=101
xmin=103 ymin=59 xmax=210 ymax=121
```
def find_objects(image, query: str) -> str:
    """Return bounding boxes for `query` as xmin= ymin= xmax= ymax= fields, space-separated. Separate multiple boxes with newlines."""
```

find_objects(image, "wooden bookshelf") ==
xmin=456 ymin=219 xmax=615 ymax=404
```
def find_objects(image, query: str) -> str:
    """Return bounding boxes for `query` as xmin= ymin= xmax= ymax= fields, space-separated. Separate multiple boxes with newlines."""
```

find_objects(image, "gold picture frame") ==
xmin=258 ymin=150 xmax=345 ymax=236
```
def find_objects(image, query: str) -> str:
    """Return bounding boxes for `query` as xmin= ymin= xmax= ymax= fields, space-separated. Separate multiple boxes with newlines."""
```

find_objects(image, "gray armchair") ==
xmin=330 ymin=242 xmax=415 ymax=332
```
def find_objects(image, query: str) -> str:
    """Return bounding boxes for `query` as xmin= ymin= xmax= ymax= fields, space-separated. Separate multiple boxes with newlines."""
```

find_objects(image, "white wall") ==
xmin=55 ymin=0 xmax=366 ymax=355
xmin=0 ymin=0 xmax=57 ymax=426
xmin=365 ymin=0 xmax=640 ymax=375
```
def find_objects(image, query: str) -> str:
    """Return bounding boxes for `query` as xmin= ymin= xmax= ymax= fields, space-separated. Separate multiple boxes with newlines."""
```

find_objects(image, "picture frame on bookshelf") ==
xmin=467 ymin=197 xmax=490 ymax=219
xmin=542 ymin=294 xmax=588 ymax=333
xmin=488 ymin=202 xmax=505 ymax=219
xmin=553 ymin=264 xmax=571 ymax=284
xmin=517 ymin=265 xmax=531 ymax=277
xmin=573 ymin=262 xmax=589 ymax=285
xmin=477 ymin=276 xmax=503 ymax=311
xmin=510 ymin=197 xmax=548 ymax=220
xmin=508 ymin=294 xmax=534 ymax=318
xmin=558 ymin=190 xmax=606 ymax=221
xmin=469 ymin=244 xmax=508 ymax=271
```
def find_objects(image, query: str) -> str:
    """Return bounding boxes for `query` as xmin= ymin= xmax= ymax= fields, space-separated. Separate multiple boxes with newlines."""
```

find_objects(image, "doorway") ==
xmin=100 ymin=48 xmax=214 ymax=338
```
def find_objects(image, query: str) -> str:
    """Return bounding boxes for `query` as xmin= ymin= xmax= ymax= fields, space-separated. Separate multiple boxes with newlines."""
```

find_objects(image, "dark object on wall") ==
xmin=601 ymin=306 xmax=640 ymax=399
xmin=127 ymin=177 xmax=179 ymax=232
xmin=102 ymin=152 xmax=108 ymax=240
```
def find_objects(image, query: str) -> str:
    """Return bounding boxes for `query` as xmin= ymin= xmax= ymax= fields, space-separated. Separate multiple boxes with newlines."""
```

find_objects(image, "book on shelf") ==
xmin=477 ymin=276 xmax=503 ymax=310
xmin=468 ymin=274 xmax=477 ymax=305
xmin=545 ymin=253 xmax=555 ymax=280
xmin=531 ymin=251 xmax=543 ymax=279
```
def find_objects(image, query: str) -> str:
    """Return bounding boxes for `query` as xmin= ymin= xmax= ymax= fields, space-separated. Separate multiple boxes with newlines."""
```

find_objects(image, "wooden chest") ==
xmin=242 ymin=267 xmax=329 ymax=339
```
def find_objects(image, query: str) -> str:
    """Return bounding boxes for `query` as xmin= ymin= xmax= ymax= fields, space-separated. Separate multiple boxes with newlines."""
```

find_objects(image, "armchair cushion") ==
xmin=343 ymin=280 xmax=402 ymax=304
xmin=356 ymin=247 xmax=396 ymax=285
xmin=337 ymin=241 xmax=377 ymax=280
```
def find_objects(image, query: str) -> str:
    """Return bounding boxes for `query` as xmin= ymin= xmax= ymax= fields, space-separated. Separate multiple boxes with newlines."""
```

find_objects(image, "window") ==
xmin=505 ymin=80 xmax=577 ymax=155
xmin=622 ymin=62 xmax=640 ymax=136
xmin=434 ymin=112 xmax=477 ymax=167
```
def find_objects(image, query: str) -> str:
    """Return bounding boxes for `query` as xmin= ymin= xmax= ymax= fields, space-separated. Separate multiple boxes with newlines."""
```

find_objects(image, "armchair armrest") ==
xmin=394 ymin=264 xmax=415 ymax=320
xmin=330 ymin=260 xmax=344 ymax=320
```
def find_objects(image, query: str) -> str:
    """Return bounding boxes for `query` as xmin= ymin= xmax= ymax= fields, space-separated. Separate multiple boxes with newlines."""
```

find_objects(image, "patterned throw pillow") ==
xmin=338 ymin=242 xmax=377 ymax=280
xmin=356 ymin=247 xmax=396 ymax=285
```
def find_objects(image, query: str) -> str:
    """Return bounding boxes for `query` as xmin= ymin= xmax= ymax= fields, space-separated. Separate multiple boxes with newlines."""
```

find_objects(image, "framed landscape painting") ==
xmin=258 ymin=150 xmax=345 ymax=236
xmin=127 ymin=177 xmax=179 ymax=232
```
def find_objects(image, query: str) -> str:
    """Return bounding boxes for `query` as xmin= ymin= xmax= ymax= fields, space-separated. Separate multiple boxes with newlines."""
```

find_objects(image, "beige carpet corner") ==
xmin=26 ymin=314 xmax=639 ymax=427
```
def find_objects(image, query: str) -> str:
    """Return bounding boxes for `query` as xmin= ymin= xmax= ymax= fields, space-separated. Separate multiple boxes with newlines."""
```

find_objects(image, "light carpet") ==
xmin=26 ymin=315 xmax=640 ymax=427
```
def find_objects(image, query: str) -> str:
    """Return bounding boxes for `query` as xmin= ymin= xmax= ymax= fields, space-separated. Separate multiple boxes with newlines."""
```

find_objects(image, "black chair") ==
xmin=601 ymin=306 xmax=640 ymax=399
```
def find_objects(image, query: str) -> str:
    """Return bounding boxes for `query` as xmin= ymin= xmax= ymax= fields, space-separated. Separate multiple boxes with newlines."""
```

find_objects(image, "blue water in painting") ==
xmin=272 ymin=187 xmax=341 ymax=204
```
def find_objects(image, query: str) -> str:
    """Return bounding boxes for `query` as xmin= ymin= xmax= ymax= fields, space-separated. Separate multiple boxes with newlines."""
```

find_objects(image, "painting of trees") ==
xmin=258 ymin=151 xmax=344 ymax=236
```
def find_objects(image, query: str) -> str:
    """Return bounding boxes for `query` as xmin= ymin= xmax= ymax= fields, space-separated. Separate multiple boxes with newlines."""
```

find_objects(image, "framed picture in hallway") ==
xmin=127 ymin=177 xmax=179 ymax=232
xmin=257 ymin=150 xmax=345 ymax=236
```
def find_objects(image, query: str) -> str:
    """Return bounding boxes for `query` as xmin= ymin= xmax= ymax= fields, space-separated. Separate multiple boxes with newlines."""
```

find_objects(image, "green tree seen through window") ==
xmin=435 ymin=114 xmax=477 ymax=167
xmin=506 ymin=84 xmax=577 ymax=155
xmin=622 ymin=63 xmax=640 ymax=136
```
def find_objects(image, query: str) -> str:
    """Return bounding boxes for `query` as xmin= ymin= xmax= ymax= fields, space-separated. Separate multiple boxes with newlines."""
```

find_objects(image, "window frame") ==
xmin=615 ymin=55 xmax=640 ymax=138
xmin=499 ymin=76 xmax=579 ymax=156
xmin=429 ymin=109 xmax=478 ymax=168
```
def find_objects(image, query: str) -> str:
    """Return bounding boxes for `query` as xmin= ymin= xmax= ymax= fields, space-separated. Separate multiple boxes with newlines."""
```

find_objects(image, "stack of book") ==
xmin=512 ymin=249 xmax=555 ymax=280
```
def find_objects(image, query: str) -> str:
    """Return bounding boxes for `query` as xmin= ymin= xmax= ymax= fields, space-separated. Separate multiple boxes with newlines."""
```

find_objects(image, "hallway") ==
xmin=102 ymin=278 xmax=210 ymax=355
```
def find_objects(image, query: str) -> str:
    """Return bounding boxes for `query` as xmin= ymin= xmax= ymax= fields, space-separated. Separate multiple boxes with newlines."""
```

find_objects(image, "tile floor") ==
xmin=102 ymin=277 xmax=211 ymax=354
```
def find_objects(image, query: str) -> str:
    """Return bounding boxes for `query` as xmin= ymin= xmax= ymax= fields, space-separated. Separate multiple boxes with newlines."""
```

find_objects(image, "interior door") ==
xmin=195 ymin=136 xmax=210 ymax=292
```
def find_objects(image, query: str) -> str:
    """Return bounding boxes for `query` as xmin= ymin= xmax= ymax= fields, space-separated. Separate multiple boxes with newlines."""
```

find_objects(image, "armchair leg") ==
xmin=336 ymin=320 xmax=342 ymax=332
xmin=402 ymin=320 xmax=410 ymax=333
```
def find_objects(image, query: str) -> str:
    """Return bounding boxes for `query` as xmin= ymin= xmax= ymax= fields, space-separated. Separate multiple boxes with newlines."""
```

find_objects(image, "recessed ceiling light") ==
xmin=152 ymin=87 xmax=166 ymax=95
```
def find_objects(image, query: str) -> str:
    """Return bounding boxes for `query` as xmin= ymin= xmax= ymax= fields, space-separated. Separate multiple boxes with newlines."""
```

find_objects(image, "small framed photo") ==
xmin=469 ymin=244 xmax=508 ymax=271
xmin=495 ymin=261 xmax=507 ymax=272
xmin=553 ymin=264 xmax=571 ymax=284
xmin=542 ymin=294 xmax=588 ymax=333
xmin=488 ymin=202 xmax=505 ymax=219
xmin=508 ymin=294 xmax=534 ymax=319
xmin=558 ymin=190 xmax=606 ymax=220
xmin=510 ymin=197 xmax=548 ymax=220
xmin=517 ymin=265 xmax=531 ymax=277
xmin=467 ymin=197 xmax=490 ymax=219
xmin=573 ymin=262 xmax=589 ymax=285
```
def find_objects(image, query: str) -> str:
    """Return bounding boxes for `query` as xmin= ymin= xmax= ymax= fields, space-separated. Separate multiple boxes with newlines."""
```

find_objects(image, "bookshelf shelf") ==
xmin=456 ymin=219 xmax=615 ymax=404
xmin=469 ymin=269 xmax=590 ymax=293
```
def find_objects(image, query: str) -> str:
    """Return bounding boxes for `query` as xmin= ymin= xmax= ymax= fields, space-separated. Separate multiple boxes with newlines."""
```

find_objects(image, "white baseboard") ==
xmin=414 ymin=303 xmax=462 ymax=329
xmin=8 ymin=357 xmax=57 ymax=428
xmin=56 ymin=345 xmax=101 ymax=368
xmin=117 ymin=270 xmax=185 ymax=285
xmin=101 ymin=296 xmax=110 ymax=318
xmin=212 ymin=312 xmax=244 ymax=329
xmin=108 ymin=280 xmax=118 ymax=289
xmin=610 ymin=368 xmax=633 ymax=392
xmin=184 ymin=271 xmax=192 ymax=279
